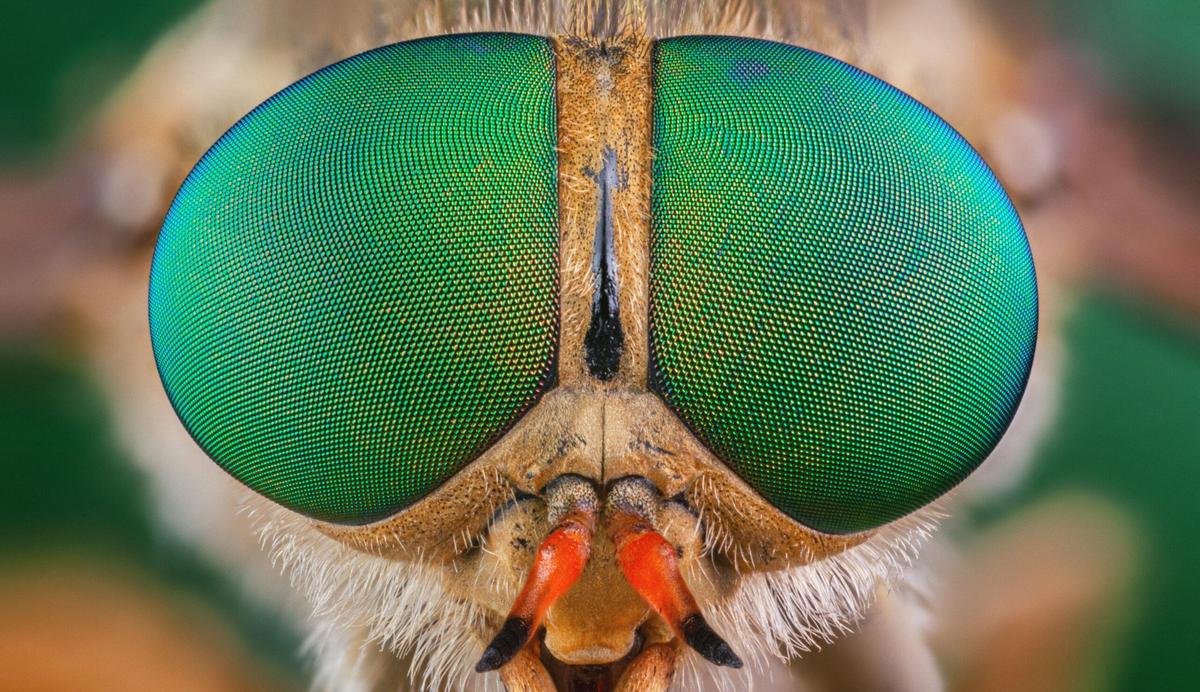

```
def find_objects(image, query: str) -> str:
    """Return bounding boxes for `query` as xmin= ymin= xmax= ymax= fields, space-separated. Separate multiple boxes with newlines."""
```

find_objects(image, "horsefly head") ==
xmin=146 ymin=4 xmax=1036 ymax=690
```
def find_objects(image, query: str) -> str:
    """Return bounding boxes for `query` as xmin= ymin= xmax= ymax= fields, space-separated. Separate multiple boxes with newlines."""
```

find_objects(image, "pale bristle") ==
xmin=256 ymin=502 xmax=501 ymax=692
xmin=678 ymin=506 xmax=941 ymax=691
xmin=254 ymin=490 xmax=940 ymax=691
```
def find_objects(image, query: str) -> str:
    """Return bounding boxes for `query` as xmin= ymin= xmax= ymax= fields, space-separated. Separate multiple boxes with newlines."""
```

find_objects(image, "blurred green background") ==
xmin=3 ymin=0 xmax=303 ymax=688
xmin=1 ymin=1 xmax=1198 ymax=691
xmin=3 ymin=1 xmax=201 ymax=161
xmin=1021 ymin=295 xmax=1200 ymax=692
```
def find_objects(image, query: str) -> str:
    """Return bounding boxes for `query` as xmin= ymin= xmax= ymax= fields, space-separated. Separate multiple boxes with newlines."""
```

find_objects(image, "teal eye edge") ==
xmin=647 ymin=35 xmax=1038 ymax=535
xmin=149 ymin=32 xmax=561 ymax=525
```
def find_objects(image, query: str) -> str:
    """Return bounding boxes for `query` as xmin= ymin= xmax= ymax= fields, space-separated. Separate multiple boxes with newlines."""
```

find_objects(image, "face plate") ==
xmin=149 ymin=33 xmax=560 ymax=525
xmin=311 ymin=36 xmax=867 ymax=591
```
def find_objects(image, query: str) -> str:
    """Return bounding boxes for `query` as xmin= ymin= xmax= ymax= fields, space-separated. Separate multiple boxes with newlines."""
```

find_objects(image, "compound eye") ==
xmin=149 ymin=34 xmax=559 ymax=524
xmin=648 ymin=36 xmax=1038 ymax=535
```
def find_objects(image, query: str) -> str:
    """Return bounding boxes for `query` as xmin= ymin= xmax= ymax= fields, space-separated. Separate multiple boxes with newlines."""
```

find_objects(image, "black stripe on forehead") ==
xmin=585 ymin=146 xmax=625 ymax=381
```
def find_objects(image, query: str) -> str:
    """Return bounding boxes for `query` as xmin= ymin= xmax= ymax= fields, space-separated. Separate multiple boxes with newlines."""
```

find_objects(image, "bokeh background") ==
xmin=1 ymin=1 xmax=1197 ymax=691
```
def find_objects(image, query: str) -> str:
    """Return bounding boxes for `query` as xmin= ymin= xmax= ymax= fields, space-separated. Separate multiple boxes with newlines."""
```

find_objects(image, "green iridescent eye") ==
xmin=149 ymin=34 xmax=559 ymax=525
xmin=648 ymin=36 xmax=1038 ymax=534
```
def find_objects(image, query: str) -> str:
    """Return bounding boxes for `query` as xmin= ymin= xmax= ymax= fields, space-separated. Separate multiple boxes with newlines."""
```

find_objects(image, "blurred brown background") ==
xmin=1 ymin=1 xmax=1197 ymax=691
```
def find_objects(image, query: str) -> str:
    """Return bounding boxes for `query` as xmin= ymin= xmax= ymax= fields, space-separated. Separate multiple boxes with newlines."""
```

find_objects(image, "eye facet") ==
xmin=149 ymin=33 xmax=559 ymax=524
xmin=648 ymin=36 xmax=1038 ymax=535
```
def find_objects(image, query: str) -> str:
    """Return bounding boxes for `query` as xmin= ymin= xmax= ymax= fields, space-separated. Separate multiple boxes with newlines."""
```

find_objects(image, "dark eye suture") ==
xmin=584 ymin=146 xmax=625 ymax=381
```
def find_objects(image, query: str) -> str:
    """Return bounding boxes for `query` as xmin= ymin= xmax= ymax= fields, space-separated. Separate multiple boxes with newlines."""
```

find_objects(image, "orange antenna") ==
xmin=607 ymin=479 xmax=742 ymax=668
xmin=476 ymin=477 xmax=599 ymax=673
